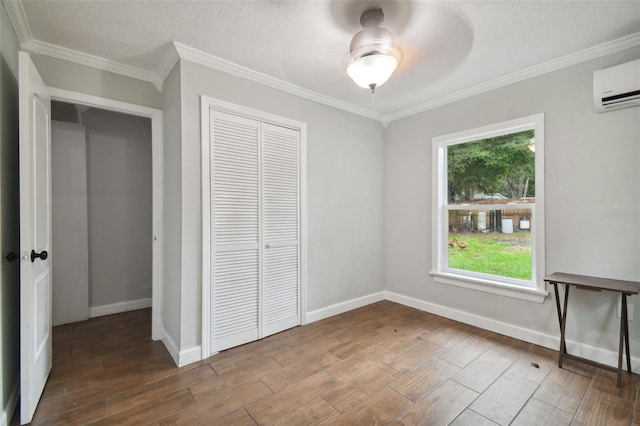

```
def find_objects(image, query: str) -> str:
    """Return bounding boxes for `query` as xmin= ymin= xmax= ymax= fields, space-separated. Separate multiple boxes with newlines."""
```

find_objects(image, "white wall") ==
xmin=175 ymin=59 xmax=385 ymax=351
xmin=0 ymin=2 xmax=21 ymax=422
xmin=384 ymin=48 xmax=640 ymax=360
xmin=81 ymin=108 xmax=153 ymax=308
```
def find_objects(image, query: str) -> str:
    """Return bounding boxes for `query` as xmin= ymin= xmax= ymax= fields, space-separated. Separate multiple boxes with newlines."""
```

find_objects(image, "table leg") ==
xmin=552 ymin=283 xmax=563 ymax=367
xmin=623 ymin=294 xmax=631 ymax=373
xmin=558 ymin=284 xmax=570 ymax=368
xmin=553 ymin=283 xmax=563 ymax=331
xmin=617 ymin=294 xmax=627 ymax=387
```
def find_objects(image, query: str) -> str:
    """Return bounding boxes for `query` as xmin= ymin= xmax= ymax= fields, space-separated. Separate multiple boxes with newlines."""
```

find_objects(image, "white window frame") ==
xmin=430 ymin=114 xmax=547 ymax=303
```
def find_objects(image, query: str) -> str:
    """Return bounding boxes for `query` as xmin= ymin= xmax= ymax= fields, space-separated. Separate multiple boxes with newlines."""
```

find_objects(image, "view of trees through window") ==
xmin=446 ymin=130 xmax=535 ymax=280
xmin=448 ymin=130 xmax=535 ymax=203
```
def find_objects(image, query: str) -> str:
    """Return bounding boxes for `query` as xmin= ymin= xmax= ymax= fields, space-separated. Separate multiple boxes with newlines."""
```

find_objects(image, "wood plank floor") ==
xmin=25 ymin=301 xmax=639 ymax=425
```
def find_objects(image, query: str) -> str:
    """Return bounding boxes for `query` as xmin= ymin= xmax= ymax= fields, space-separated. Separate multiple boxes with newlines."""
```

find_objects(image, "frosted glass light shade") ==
xmin=347 ymin=54 xmax=398 ymax=89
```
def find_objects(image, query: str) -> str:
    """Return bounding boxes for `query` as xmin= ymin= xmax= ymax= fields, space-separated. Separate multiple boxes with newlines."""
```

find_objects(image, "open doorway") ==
xmin=18 ymin=65 xmax=164 ymax=423
xmin=46 ymin=88 xmax=163 ymax=344
xmin=50 ymin=101 xmax=153 ymax=325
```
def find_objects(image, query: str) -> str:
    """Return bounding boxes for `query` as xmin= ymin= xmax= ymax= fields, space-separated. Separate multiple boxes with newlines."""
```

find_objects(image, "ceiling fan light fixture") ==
xmin=347 ymin=54 xmax=398 ymax=90
xmin=346 ymin=8 xmax=400 ymax=94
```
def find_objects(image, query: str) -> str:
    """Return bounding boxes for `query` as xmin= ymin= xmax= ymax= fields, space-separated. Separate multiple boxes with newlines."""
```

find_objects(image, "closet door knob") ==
xmin=30 ymin=250 xmax=48 ymax=262
xmin=265 ymin=244 xmax=272 ymax=249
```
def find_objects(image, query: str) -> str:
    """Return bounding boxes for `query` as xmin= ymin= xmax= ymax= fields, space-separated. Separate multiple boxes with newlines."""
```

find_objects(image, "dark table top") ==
xmin=544 ymin=272 xmax=640 ymax=295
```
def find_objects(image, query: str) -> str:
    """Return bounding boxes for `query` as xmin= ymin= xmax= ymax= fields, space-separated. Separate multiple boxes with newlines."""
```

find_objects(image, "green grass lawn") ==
xmin=448 ymin=232 xmax=532 ymax=280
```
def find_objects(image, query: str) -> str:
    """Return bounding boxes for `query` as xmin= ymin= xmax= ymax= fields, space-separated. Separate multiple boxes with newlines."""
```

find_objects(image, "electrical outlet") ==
xmin=617 ymin=302 xmax=634 ymax=321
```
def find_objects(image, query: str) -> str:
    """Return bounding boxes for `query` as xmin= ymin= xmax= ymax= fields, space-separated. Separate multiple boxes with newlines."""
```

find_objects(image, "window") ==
xmin=431 ymin=114 xmax=546 ymax=302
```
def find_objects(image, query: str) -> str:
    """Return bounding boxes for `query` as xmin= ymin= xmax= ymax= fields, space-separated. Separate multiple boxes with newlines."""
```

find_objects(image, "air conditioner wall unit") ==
xmin=593 ymin=58 xmax=640 ymax=112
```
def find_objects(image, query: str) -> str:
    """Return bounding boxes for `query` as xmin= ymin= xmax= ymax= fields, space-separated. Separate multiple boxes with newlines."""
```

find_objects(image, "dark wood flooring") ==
xmin=24 ymin=301 xmax=639 ymax=425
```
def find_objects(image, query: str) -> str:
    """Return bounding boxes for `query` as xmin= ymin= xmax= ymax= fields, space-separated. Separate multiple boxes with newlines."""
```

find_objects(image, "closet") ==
xmin=210 ymin=109 xmax=302 ymax=352
xmin=51 ymin=102 xmax=152 ymax=325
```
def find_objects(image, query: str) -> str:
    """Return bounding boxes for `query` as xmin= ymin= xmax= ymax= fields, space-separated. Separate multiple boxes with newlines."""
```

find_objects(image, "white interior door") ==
xmin=261 ymin=123 xmax=300 ymax=337
xmin=209 ymin=110 xmax=300 ymax=353
xmin=211 ymin=111 xmax=260 ymax=352
xmin=19 ymin=51 xmax=52 ymax=424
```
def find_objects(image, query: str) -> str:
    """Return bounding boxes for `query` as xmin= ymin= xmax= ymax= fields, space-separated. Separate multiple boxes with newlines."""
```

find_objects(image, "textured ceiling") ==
xmin=18 ymin=0 xmax=640 ymax=117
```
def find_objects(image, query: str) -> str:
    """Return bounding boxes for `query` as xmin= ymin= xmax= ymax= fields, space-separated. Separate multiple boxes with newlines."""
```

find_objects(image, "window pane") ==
xmin=448 ymin=208 xmax=532 ymax=280
xmin=447 ymin=130 xmax=535 ymax=204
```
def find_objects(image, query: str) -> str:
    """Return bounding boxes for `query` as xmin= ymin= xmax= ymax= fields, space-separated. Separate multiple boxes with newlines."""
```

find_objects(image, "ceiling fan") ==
xmin=345 ymin=8 xmax=401 ymax=96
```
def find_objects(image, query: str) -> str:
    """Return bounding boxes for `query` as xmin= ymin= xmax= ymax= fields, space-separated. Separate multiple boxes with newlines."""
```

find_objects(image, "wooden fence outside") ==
xmin=449 ymin=208 xmax=532 ymax=232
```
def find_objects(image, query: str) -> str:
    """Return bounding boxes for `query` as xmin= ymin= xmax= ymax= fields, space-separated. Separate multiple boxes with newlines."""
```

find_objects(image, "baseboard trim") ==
xmin=89 ymin=298 xmax=152 ymax=318
xmin=161 ymin=328 xmax=180 ymax=367
xmin=384 ymin=290 xmax=640 ymax=371
xmin=1 ymin=379 xmax=19 ymax=426
xmin=178 ymin=346 xmax=203 ymax=367
xmin=157 ymin=324 xmax=202 ymax=368
xmin=180 ymin=289 xmax=639 ymax=371
xmin=384 ymin=291 xmax=556 ymax=347
xmin=305 ymin=291 xmax=386 ymax=324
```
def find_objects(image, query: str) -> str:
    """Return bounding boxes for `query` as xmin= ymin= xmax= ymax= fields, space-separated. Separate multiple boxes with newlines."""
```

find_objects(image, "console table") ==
xmin=544 ymin=272 xmax=640 ymax=387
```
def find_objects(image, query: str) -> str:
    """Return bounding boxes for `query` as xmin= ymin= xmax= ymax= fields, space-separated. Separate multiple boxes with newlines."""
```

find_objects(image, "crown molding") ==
xmin=25 ymin=40 xmax=163 ymax=91
xmin=1 ymin=0 xmax=376 ymax=119
xmin=5 ymin=0 xmax=637 ymax=125
xmin=383 ymin=32 xmax=640 ymax=124
xmin=172 ymin=42 xmax=383 ymax=122
xmin=3 ymin=0 xmax=32 ymax=46
xmin=157 ymin=44 xmax=180 ymax=82
xmin=3 ymin=0 xmax=162 ymax=90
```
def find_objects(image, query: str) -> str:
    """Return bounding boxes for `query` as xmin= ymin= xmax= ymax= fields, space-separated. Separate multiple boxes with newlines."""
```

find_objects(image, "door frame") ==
xmin=200 ymin=96 xmax=307 ymax=358
xmin=48 ymin=88 xmax=164 ymax=341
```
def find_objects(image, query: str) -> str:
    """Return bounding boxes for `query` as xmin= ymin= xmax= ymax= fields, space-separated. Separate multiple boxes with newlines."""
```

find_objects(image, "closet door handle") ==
xmin=31 ymin=249 xmax=48 ymax=262
xmin=265 ymin=244 xmax=272 ymax=249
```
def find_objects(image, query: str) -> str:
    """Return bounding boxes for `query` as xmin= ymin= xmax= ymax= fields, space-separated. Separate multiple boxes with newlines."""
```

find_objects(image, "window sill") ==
xmin=429 ymin=271 xmax=548 ymax=303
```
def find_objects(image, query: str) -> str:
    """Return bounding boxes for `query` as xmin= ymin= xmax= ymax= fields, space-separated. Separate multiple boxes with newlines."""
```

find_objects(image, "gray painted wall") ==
xmin=384 ymin=48 xmax=640 ymax=360
xmin=161 ymin=63 xmax=182 ymax=347
xmin=49 ymin=107 xmax=153 ymax=311
xmin=51 ymin=120 xmax=89 ymax=325
xmin=0 ymin=2 xmax=20 ymax=420
xmin=82 ymin=108 xmax=153 ymax=307
xmin=174 ymin=59 xmax=385 ymax=350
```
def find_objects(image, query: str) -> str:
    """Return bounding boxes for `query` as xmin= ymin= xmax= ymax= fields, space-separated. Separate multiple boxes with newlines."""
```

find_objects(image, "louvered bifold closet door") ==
xmin=210 ymin=110 xmax=260 ymax=352
xmin=261 ymin=123 xmax=300 ymax=337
